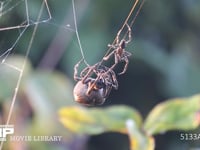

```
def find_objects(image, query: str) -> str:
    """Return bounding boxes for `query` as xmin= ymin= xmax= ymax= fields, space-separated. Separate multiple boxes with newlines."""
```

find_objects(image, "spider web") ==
xmin=0 ymin=0 xmax=91 ymax=147
xmin=0 ymin=0 xmax=52 ymax=149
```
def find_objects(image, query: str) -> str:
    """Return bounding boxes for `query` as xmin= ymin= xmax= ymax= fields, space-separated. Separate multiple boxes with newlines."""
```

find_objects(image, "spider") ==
xmin=103 ymin=23 xmax=132 ymax=75
xmin=73 ymin=60 xmax=118 ymax=106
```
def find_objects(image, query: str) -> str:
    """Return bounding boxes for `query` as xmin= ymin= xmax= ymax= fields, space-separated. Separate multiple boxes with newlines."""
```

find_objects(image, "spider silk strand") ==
xmin=101 ymin=0 xmax=146 ymax=64
xmin=72 ymin=0 xmax=89 ymax=67
xmin=72 ymin=0 xmax=146 ymax=67
xmin=0 ymin=0 xmax=45 ymax=149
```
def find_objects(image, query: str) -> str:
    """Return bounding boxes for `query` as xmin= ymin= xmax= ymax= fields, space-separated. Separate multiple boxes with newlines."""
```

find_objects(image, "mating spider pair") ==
xmin=73 ymin=24 xmax=132 ymax=106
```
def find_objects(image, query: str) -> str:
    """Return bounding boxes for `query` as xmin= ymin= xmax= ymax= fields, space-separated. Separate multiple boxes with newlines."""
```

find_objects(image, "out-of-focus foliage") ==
xmin=59 ymin=105 xmax=142 ymax=134
xmin=59 ymin=94 xmax=200 ymax=150
xmin=0 ymin=56 xmax=75 ymax=149
xmin=144 ymin=94 xmax=200 ymax=135
xmin=59 ymin=105 xmax=154 ymax=150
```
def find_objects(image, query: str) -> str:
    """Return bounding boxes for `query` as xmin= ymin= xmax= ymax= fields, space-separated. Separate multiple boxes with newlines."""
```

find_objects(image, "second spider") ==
xmin=103 ymin=23 xmax=132 ymax=75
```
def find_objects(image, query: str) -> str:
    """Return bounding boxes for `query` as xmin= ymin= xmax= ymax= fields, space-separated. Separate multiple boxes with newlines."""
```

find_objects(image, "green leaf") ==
xmin=59 ymin=105 xmax=154 ymax=150
xmin=59 ymin=105 xmax=142 ymax=135
xmin=126 ymin=119 xmax=155 ymax=150
xmin=144 ymin=94 xmax=200 ymax=135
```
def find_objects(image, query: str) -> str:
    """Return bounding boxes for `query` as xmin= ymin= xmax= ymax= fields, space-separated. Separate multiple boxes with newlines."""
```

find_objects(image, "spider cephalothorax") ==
xmin=103 ymin=23 xmax=132 ymax=75
xmin=73 ymin=60 xmax=118 ymax=106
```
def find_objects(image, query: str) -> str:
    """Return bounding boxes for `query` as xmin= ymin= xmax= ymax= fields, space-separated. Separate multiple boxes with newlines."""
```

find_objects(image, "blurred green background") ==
xmin=0 ymin=0 xmax=200 ymax=149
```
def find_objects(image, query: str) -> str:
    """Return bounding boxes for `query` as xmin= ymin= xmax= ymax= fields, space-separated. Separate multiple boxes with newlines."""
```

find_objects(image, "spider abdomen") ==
xmin=73 ymin=81 xmax=106 ymax=106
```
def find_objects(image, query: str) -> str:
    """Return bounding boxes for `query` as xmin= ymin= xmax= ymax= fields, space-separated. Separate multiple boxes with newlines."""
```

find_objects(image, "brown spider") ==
xmin=103 ymin=23 xmax=132 ymax=75
xmin=73 ymin=60 xmax=118 ymax=106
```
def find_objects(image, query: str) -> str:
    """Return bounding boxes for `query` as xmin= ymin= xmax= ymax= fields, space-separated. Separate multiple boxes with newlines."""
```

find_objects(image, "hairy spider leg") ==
xmin=105 ymin=68 xmax=118 ymax=90
xmin=98 ymin=68 xmax=118 ymax=98
xmin=95 ymin=70 xmax=114 ymax=98
xmin=85 ymin=64 xmax=108 ymax=95
xmin=110 ymin=70 xmax=118 ymax=89
xmin=125 ymin=23 xmax=132 ymax=44
xmin=86 ymin=75 xmax=100 ymax=95
xmin=76 ymin=63 xmax=101 ymax=95
xmin=118 ymin=51 xmax=132 ymax=75
xmin=87 ymin=64 xmax=118 ymax=97
xmin=74 ymin=59 xmax=84 ymax=81
xmin=74 ymin=59 xmax=99 ymax=84
xmin=118 ymin=23 xmax=132 ymax=75
xmin=103 ymin=44 xmax=121 ymax=71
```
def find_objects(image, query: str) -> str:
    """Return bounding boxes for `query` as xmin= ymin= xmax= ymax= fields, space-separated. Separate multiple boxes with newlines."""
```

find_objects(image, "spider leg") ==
xmin=125 ymin=23 xmax=132 ymax=44
xmin=74 ymin=59 xmax=84 ymax=81
xmin=124 ymin=50 xmax=132 ymax=57
xmin=80 ymin=67 xmax=90 ymax=78
xmin=103 ymin=84 xmax=112 ymax=99
xmin=100 ymin=71 xmax=115 ymax=98
xmin=108 ymin=44 xmax=117 ymax=49
xmin=86 ymin=78 xmax=97 ymax=95
xmin=105 ymin=68 xmax=118 ymax=90
xmin=103 ymin=50 xmax=115 ymax=61
xmin=82 ymin=65 xmax=96 ymax=84
xmin=84 ymin=63 xmax=102 ymax=95
xmin=118 ymin=57 xmax=129 ymax=75
xmin=116 ymin=27 xmax=123 ymax=44
xmin=109 ymin=51 xmax=120 ymax=70
xmin=115 ymin=52 xmax=120 ymax=64
xmin=110 ymin=69 xmax=118 ymax=89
